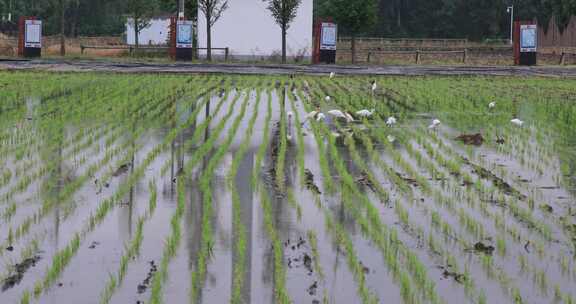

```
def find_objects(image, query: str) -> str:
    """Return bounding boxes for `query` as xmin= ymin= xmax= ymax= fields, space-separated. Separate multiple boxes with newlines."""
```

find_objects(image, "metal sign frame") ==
xmin=320 ymin=23 xmax=337 ymax=51
xmin=520 ymin=24 xmax=537 ymax=53
xmin=24 ymin=20 xmax=42 ymax=48
xmin=176 ymin=20 xmax=193 ymax=49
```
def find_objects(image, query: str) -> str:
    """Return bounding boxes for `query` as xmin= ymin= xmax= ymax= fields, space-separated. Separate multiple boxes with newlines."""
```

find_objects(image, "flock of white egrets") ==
xmin=294 ymin=73 xmax=525 ymax=141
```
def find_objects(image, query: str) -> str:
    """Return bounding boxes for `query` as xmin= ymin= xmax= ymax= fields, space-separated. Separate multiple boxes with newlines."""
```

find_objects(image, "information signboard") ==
xmin=320 ymin=23 xmax=337 ymax=51
xmin=25 ymin=20 xmax=42 ymax=48
xmin=520 ymin=24 xmax=537 ymax=53
xmin=176 ymin=20 xmax=193 ymax=49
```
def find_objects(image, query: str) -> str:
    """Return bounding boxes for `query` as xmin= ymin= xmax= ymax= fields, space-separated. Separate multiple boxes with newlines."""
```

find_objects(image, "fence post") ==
xmin=225 ymin=47 xmax=229 ymax=61
xmin=367 ymin=52 xmax=371 ymax=63
xmin=415 ymin=50 xmax=421 ymax=64
xmin=463 ymin=49 xmax=468 ymax=64
xmin=81 ymin=45 xmax=85 ymax=55
xmin=559 ymin=52 xmax=566 ymax=65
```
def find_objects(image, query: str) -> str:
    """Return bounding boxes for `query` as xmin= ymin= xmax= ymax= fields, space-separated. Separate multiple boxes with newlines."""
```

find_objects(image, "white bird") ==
xmin=356 ymin=109 xmax=375 ymax=118
xmin=510 ymin=118 xmax=524 ymax=126
xmin=325 ymin=96 xmax=331 ymax=102
xmin=371 ymin=81 xmax=378 ymax=94
xmin=329 ymin=72 xmax=335 ymax=79
xmin=386 ymin=116 xmax=397 ymax=126
xmin=328 ymin=110 xmax=354 ymax=123
xmin=488 ymin=101 xmax=496 ymax=109
xmin=316 ymin=113 xmax=326 ymax=122
xmin=387 ymin=135 xmax=396 ymax=143
xmin=344 ymin=112 xmax=355 ymax=122
xmin=428 ymin=119 xmax=441 ymax=130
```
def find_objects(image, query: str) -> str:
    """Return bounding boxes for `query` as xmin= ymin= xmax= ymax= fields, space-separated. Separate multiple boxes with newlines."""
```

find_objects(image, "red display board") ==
xmin=513 ymin=20 xmax=537 ymax=66
xmin=313 ymin=18 xmax=337 ymax=64
xmin=18 ymin=16 xmax=42 ymax=58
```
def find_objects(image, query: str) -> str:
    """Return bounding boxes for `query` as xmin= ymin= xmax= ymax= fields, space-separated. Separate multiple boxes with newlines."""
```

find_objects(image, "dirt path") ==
xmin=1 ymin=58 xmax=576 ymax=77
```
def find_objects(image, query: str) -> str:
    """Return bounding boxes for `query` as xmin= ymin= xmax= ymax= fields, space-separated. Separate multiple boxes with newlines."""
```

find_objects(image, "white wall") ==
xmin=126 ymin=18 xmax=170 ymax=45
xmin=197 ymin=0 xmax=313 ymax=60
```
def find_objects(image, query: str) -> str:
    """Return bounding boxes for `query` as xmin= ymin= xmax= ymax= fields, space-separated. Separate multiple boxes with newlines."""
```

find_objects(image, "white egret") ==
xmin=510 ymin=118 xmax=524 ymax=126
xmin=329 ymin=72 xmax=335 ymax=79
xmin=325 ymin=96 xmax=331 ymax=102
xmin=428 ymin=119 xmax=441 ymax=130
xmin=386 ymin=116 xmax=397 ymax=126
xmin=328 ymin=110 xmax=354 ymax=123
xmin=387 ymin=135 xmax=396 ymax=143
xmin=488 ymin=101 xmax=496 ymax=109
xmin=356 ymin=109 xmax=375 ymax=118
xmin=316 ymin=113 xmax=326 ymax=122
xmin=371 ymin=80 xmax=377 ymax=94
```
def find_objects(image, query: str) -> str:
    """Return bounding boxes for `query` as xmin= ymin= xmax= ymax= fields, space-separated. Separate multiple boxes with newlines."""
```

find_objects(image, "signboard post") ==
xmin=18 ymin=17 xmax=42 ymax=58
xmin=513 ymin=21 xmax=537 ymax=66
xmin=313 ymin=20 xmax=337 ymax=64
xmin=175 ymin=20 xmax=193 ymax=61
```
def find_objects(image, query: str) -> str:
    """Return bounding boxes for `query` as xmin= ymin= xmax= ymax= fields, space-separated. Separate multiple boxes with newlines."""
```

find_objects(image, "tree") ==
xmin=126 ymin=0 xmax=157 ymax=49
xmin=198 ymin=0 xmax=228 ymax=61
xmin=322 ymin=0 xmax=377 ymax=63
xmin=263 ymin=0 xmax=302 ymax=63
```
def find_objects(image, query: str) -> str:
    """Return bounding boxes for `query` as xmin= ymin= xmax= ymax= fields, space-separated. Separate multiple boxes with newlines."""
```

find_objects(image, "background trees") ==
xmin=198 ymin=0 xmax=228 ymax=61
xmin=0 ymin=0 xmax=575 ymax=42
xmin=263 ymin=0 xmax=302 ymax=63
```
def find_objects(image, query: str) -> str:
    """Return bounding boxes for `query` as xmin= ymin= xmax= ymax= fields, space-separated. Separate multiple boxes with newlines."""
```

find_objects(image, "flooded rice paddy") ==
xmin=1 ymin=72 xmax=576 ymax=304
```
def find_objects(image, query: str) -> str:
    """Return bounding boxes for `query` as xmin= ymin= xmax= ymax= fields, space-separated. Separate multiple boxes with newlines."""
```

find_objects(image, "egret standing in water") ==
xmin=356 ymin=109 xmax=375 ymax=118
xmin=510 ymin=118 xmax=524 ymax=126
xmin=301 ymin=108 xmax=325 ymax=129
xmin=328 ymin=110 xmax=354 ymax=123
xmin=386 ymin=116 xmax=397 ymax=126
xmin=371 ymin=80 xmax=378 ymax=95
xmin=428 ymin=119 xmax=441 ymax=130
xmin=488 ymin=101 xmax=496 ymax=109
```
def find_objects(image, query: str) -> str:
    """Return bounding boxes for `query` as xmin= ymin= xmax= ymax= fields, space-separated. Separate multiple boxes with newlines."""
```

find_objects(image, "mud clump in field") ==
xmin=438 ymin=265 xmax=465 ymax=284
xmin=2 ymin=255 xmax=41 ymax=291
xmin=473 ymin=242 xmax=495 ymax=255
xmin=396 ymin=172 xmax=419 ymax=187
xmin=304 ymin=169 xmax=322 ymax=195
xmin=455 ymin=133 xmax=484 ymax=146
xmin=356 ymin=171 xmax=377 ymax=193
xmin=112 ymin=163 xmax=131 ymax=177
xmin=137 ymin=260 xmax=158 ymax=294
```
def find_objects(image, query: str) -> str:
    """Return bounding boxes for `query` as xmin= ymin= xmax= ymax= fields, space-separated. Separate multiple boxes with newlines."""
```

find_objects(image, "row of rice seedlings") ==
xmin=99 ymin=180 xmax=158 ymax=304
xmin=227 ymin=89 xmax=262 ymax=304
xmin=20 ymin=80 xmax=202 ymax=302
xmin=292 ymin=88 xmax=335 ymax=194
xmin=148 ymin=175 xmax=186 ymax=304
xmin=0 ymin=82 xmax=182 ymax=255
xmin=299 ymin=80 xmax=440 ymax=304
xmin=252 ymin=90 xmax=274 ymax=189
xmin=323 ymin=203 xmax=380 ymax=304
xmin=188 ymin=90 xmax=250 ymax=303
xmin=286 ymin=86 xmax=306 ymax=186
xmin=257 ymin=187 xmax=291 ymax=304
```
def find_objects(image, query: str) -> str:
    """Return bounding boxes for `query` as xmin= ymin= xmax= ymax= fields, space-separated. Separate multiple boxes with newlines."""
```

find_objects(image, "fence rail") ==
xmin=80 ymin=45 xmax=230 ymax=60
xmin=366 ymin=49 xmax=468 ymax=64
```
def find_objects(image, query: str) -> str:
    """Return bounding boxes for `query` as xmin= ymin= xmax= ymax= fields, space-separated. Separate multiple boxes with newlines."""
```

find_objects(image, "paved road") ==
xmin=1 ymin=59 xmax=576 ymax=78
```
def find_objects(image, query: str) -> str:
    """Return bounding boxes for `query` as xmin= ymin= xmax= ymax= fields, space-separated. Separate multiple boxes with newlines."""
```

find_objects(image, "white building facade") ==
xmin=197 ymin=0 xmax=313 ymax=60
xmin=126 ymin=17 xmax=171 ymax=45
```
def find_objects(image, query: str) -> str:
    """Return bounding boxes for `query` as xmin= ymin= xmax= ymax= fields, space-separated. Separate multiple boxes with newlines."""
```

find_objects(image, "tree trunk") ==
xmin=207 ymin=18 xmax=212 ymax=61
xmin=351 ymin=34 xmax=356 ymax=64
xmin=60 ymin=0 xmax=66 ymax=56
xmin=281 ymin=24 xmax=287 ymax=64
xmin=134 ymin=18 xmax=139 ymax=49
